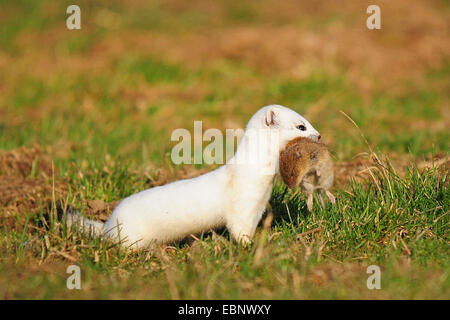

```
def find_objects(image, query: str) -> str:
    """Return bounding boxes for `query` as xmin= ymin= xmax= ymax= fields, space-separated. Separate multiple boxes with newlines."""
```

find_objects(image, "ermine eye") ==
xmin=296 ymin=125 xmax=306 ymax=131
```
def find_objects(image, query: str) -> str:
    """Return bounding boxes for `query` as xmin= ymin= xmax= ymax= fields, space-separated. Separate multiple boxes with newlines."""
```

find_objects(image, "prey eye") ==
xmin=296 ymin=124 xmax=306 ymax=131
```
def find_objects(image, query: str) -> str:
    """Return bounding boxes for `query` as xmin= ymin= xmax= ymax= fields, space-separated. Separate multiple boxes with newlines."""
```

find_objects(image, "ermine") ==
xmin=279 ymin=137 xmax=335 ymax=211
xmin=67 ymin=105 xmax=321 ymax=248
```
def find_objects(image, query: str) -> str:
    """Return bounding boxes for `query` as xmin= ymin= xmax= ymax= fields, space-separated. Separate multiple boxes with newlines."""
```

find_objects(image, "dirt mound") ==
xmin=84 ymin=199 xmax=120 ymax=222
xmin=334 ymin=153 xmax=449 ymax=188
xmin=0 ymin=145 xmax=68 ymax=228
xmin=0 ymin=145 xmax=55 ymax=178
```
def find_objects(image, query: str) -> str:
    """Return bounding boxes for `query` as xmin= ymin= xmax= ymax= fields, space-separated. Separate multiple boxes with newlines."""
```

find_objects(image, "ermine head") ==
xmin=232 ymin=105 xmax=320 ymax=174
xmin=255 ymin=104 xmax=321 ymax=149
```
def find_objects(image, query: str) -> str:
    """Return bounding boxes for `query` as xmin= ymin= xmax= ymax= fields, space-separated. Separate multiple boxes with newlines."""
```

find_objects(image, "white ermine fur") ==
xmin=67 ymin=105 xmax=321 ymax=248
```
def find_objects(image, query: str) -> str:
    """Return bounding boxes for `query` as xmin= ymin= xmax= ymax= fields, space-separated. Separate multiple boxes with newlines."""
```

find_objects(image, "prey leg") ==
xmin=325 ymin=190 xmax=336 ymax=205
xmin=289 ymin=187 xmax=301 ymax=200
xmin=318 ymin=190 xmax=325 ymax=208
xmin=307 ymin=193 xmax=314 ymax=212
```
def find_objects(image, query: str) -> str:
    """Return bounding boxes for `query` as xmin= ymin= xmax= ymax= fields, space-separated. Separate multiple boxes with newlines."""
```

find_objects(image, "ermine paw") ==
xmin=238 ymin=234 xmax=252 ymax=247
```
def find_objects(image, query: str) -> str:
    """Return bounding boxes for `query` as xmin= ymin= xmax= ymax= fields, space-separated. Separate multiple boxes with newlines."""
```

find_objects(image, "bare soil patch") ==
xmin=334 ymin=152 xmax=449 ymax=188
xmin=0 ymin=146 xmax=67 ymax=229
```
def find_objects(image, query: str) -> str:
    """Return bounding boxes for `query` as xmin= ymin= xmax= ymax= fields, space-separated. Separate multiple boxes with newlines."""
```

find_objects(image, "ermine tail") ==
xmin=66 ymin=208 xmax=104 ymax=236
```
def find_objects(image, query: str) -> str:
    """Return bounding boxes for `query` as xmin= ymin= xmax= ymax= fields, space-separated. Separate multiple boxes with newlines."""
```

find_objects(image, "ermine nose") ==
xmin=318 ymin=135 xmax=321 ymax=140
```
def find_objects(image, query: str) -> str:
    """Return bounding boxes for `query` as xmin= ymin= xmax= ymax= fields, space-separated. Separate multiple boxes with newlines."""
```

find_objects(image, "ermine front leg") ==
xmin=227 ymin=191 xmax=271 ymax=245
xmin=227 ymin=214 xmax=260 ymax=246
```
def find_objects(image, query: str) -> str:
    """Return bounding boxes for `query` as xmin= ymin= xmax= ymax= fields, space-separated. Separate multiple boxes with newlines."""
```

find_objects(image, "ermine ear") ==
xmin=264 ymin=107 xmax=279 ymax=127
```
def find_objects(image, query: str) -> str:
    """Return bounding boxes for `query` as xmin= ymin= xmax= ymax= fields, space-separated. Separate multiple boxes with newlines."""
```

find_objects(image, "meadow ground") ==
xmin=0 ymin=0 xmax=449 ymax=299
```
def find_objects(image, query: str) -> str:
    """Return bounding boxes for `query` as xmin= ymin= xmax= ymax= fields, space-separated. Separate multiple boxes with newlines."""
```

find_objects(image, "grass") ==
xmin=0 ymin=0 xmax=449 ymax=299
xmin=1 ymin=158 xmax=448 ymax=299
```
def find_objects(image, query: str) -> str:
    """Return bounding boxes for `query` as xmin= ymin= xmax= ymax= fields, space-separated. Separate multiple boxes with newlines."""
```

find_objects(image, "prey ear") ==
xmin=264 ymin=107 xmax=279 ymax=127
